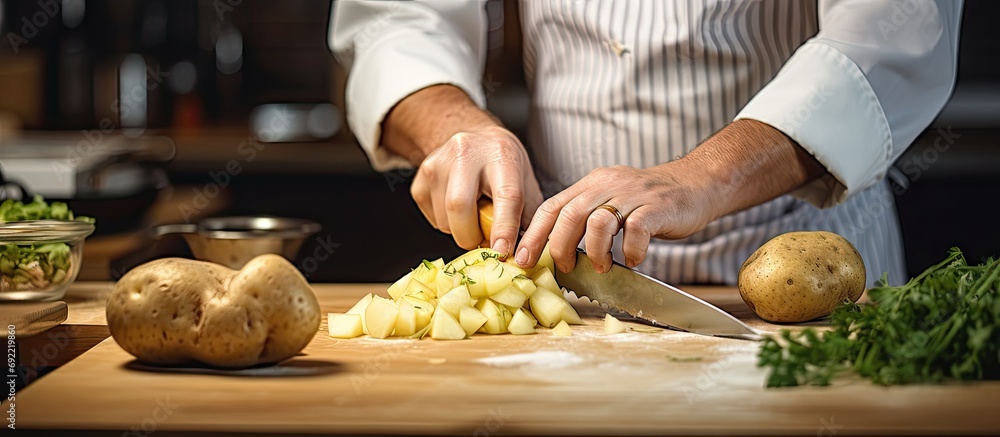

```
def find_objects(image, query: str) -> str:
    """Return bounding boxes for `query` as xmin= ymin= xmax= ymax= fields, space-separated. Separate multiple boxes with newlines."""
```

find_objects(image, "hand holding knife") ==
xmin=477 ymin=198 xmax=760 ymax=340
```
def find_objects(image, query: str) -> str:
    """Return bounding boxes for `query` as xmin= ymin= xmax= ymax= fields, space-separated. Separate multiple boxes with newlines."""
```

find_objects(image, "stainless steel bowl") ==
xmin=153 ymin=216 xmax=320 ymax=269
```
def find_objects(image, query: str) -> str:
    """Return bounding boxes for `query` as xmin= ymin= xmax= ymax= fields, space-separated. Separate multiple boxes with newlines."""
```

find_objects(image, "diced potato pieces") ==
xmin=551 ymin=320 xmax=573 ymax=336
xmin=604 ymin=314 xmax=627 ymax=334
xmin=403 ymin=278 xmax=436 ymax=301
xmin=512 ymin=277 xmax=537 ymax=297
xmin=532 ymin=268 xmax=560 ymax=294
xmin=535 ymin=244 xmax=555 ymax=277
xmin=365 ymin=296 xmax=399 ymax=339
xmin=402 ymin=296 xmax=434 ymax=331
xmin=438 ymin=285 xmax=472 ymax=318
xmin=393 ymin=298 xmax=417 ymax=337
xmin=459 ymin=306 xmax=488 ymax=337
xmin=560 ymin=290 xmax=583 ymax=325
xmin=507 ymin=309 xmax=537 ymax=335
xmin=483 ymin=258 xmax=524 ymax=296
xmin=336 ymin=247 xmax=584 ymax=341
xmin=528 ymin=287 xmax=575 ymax=328
xmin=429 ymin=308 xmax=466 ymax=340
xmin=491 ymin=285 xmax=527 ymax=309
xmin=475 ymin=298 xmax=511 ymax=334
xmin=444 ymin=248 xmax=500 ymax=272
xmin=327 ymin=314 xmax=364 ymax=339
xmin=346 ymin=293 xmax=374 ymax=334
xmin=412 ymin=259 xmax=439 ymax=287
xmin=462 ymin=264 xmax=488 ymax=298
xmin=387 ymin=271 xmax=413 ymax=300
xmin=436 ymin=268 xmax=458 ymax=296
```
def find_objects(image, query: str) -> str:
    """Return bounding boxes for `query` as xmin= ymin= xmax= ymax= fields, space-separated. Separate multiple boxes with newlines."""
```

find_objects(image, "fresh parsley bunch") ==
xmin=758 ymin=248 xmax=999 ymax=387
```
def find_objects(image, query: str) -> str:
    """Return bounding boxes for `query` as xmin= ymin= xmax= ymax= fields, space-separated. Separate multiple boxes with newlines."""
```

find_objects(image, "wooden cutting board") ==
xmin=7 ymin=284 xmax=1000 ymax=435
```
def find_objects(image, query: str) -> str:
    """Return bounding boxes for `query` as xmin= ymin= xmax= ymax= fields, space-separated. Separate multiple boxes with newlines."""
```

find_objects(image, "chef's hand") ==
xmin=410 ymin=125 xmax=542 ymax=255
xmin=513 ymin=119 xmax=827 ymax=274
xmin=381 ymin=85 xmax=543 ymax=256
xmin=513 ymin=163 xmax=717 ymax=274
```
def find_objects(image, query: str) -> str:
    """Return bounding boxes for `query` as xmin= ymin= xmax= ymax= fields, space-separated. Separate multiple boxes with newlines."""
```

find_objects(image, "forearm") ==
xmin=672 ymin=119 xmax=826 ymax=221
xmin=382 ymin=85 xmax=502 ymax=165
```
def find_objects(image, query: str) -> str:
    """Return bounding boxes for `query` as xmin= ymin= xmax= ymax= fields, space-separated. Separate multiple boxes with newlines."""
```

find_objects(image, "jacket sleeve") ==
xmin=734 ymin=0 xmax=963 ymax=207
xmin=330 ymin=0 xmax=488 ymax=171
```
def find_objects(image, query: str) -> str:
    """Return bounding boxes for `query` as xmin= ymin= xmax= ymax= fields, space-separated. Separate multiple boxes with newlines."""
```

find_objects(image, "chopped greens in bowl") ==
xmin=0 ymin=196 xmax=95 ymax=300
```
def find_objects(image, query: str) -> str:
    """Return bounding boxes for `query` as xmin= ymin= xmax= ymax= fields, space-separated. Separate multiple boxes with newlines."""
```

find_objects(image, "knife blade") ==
xmin=476 ymin=198 xmax=759 ymax=340
xmin=556 ymin=249 xmax=760 ymax=339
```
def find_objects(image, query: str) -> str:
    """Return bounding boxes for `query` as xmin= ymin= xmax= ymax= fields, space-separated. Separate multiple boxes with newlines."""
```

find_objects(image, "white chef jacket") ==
xmin=330 ymin=0 xmax=962 ymax=286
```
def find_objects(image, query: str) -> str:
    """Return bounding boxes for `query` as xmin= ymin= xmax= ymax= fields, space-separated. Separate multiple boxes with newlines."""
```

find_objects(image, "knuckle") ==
xmin=492 ymin=185 xmax=524 ymax=205
xmin=448 ymin=134 xmax=477 ymax=159
xmin=454 ymin=234 xmax=480 ymax=250
xmin=443 ymin=195 xmax=467 ymax=214
xmin=557 ymin=203 xmax=585 ymax=228
xmin=548 ymin=245 xmax=571 ymax=261
xmin=494 ymin=141 xmax=522 ymax=165
xmin=586 ymin=211 xmax=613 ymax=232
xmin=416 ymin=165 xmax=438 ymax=186
xmin=536 ymin=199 xmax=561 ymax=219
xmin=410 ymin=184 xmax=429 ymax=205
xmin=624 ymin=209 xmax=649 ymax=231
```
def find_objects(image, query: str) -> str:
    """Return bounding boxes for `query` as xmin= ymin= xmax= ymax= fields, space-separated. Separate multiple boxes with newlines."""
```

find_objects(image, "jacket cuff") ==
xmin=735 ymin=41 xmax=892 ymax=208
xmin=346 ymin=29 xmax=486 ymax=171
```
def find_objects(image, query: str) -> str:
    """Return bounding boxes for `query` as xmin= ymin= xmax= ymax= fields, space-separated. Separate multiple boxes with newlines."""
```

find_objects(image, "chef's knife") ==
xmin=477 ymin=199 xmax=760 ymax=340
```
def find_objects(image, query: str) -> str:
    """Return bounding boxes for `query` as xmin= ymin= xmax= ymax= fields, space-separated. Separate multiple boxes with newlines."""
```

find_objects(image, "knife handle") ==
xmin=477 ymin=197 xmax=494 ymax=248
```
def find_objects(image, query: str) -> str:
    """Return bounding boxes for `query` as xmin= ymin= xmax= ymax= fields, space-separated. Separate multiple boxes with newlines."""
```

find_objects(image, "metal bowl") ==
xmin=153 ymin=216 xmax=320 ymax=269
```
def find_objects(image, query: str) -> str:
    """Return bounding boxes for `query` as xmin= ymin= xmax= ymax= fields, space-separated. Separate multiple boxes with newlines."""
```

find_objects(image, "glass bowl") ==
xmin=0 ymin=220 xmax=95 ymax=302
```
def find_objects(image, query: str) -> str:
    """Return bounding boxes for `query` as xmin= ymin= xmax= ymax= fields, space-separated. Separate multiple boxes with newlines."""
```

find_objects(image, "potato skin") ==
xmin=106 ymin=255 xmax=320 ymax=368
xmin=738 ymin=231 xmax=865 ymax=323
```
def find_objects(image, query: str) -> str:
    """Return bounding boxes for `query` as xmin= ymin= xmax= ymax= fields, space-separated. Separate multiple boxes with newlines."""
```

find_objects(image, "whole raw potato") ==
xmin=107 ymin=254 xmax=321 ymax=367
xmin=738 ymin=231 xmax=865 ymax=323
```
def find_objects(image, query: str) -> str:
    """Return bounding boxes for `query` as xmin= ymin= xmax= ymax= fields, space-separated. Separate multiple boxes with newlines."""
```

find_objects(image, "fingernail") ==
xmin=515 ymin=247 xmax=529 ymax=267
xmin=493 ymin=239 xmax=510 ymax=258
xmin=625 ymin=257 xmax=636 ymax=268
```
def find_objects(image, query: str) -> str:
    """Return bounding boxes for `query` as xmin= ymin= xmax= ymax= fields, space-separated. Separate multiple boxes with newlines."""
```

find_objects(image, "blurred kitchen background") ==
xmin=0 ymin=0 xmax=997 ymax=283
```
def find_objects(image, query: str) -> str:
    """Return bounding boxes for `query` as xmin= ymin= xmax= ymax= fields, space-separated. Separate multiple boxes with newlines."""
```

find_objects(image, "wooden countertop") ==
xmin=6 ymin=282 xmax=1000 ymax=435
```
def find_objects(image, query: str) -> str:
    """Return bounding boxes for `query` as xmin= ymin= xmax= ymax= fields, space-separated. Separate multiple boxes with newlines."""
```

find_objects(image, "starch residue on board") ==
xmin=475 ymin=351 xmax=585 ymax=368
